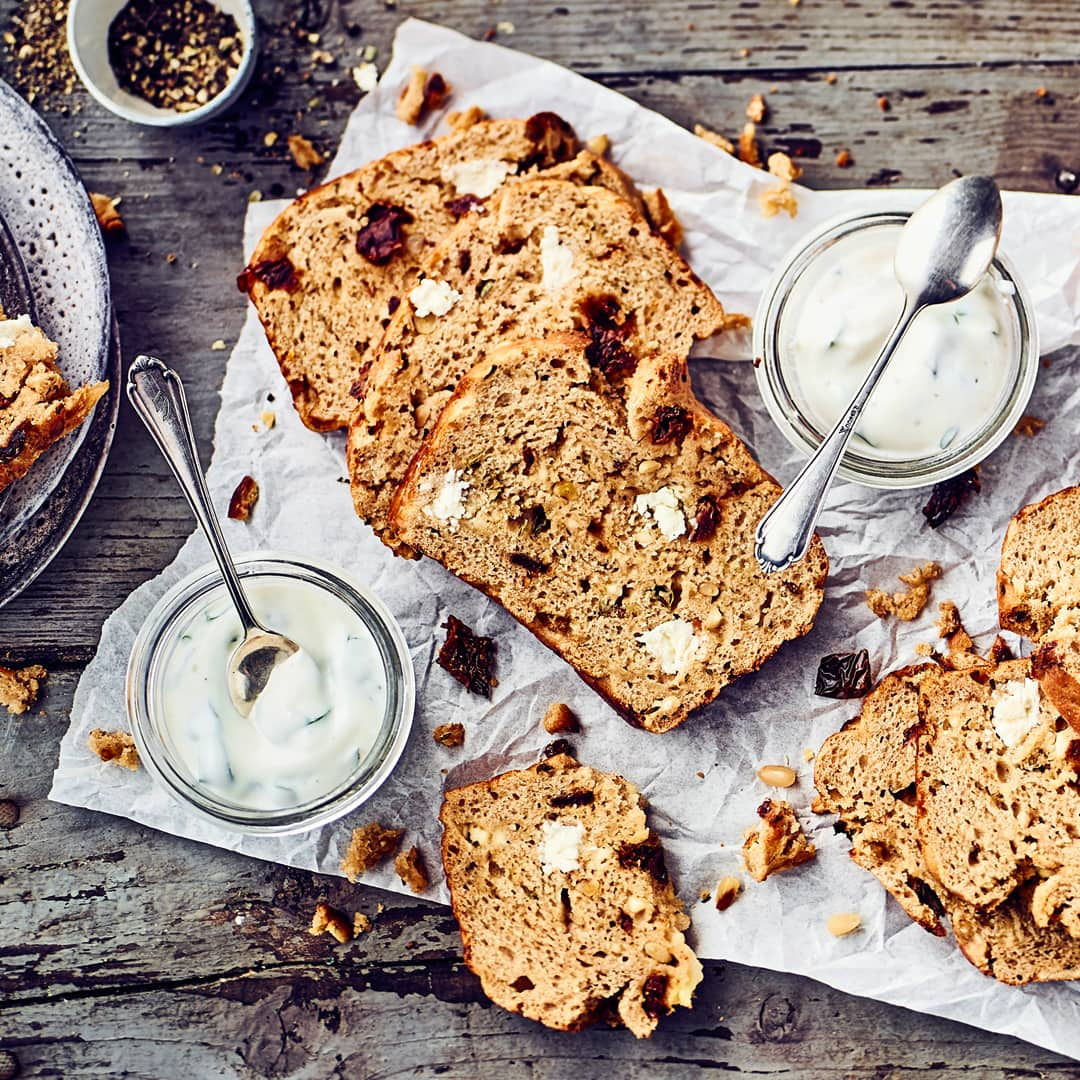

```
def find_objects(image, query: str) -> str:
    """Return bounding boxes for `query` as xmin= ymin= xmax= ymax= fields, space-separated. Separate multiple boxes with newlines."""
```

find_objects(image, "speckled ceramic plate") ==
xmin=0 ymin=76 xmax=117 ymax=608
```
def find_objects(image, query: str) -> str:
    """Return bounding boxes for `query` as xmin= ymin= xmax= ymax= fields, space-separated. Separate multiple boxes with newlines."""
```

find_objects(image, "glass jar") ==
xmin=127 ymin=552 xmax=414 ymax=835
xmin=753 ymin=210 xmax=1039 ymax=489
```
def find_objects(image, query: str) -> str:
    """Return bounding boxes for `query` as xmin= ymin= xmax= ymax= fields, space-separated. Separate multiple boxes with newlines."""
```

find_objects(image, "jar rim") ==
xmin=752 ymin=210 xmax=1040 ymax=489
xmin=125 ymin=552 xmax=415 ymax=836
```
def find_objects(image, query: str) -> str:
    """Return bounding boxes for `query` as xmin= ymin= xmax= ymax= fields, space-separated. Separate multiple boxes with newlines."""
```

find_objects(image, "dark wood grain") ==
xmin=3 ymin=0 xmax=1080 ymax=1075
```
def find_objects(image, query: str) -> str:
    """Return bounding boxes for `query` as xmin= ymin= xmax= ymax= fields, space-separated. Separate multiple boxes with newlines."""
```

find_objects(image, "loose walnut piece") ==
xmin=742 ymin=799 xmax=816 ymax=882
xmin=759 ymin=186 xmax=799 ymax=219
xmin=396 ymin=65 xmax=451 ymax=125
xmin=309 ymin=902 xmax=352 ymax=944
xmin=693 ymin=123 xmax=734 ymax=154
xmin=0 ymin=662 xmax=46 ymax=715
xmin=90 ymin=192 xmax=124 ymax=236
xmin=395 ymin=846 xmax=429 ymax=894
xmin=642 ymin=188 xmax=683 ymax=251
xmin=543 ymin=702 xmax=580 ymax=735
xmin=746 ymin=93 xmax=767 ymax=123
xmin=767 ymin=152 xmax=802 ymax=183
xmin=353 ymin=912 xmax=373 ymax=935
xmin=340 ymin=822 xmax=404 ymax=882
xmin=1013 ymin=415 xmax=1046 ymax=437
xmin=738 ymin=121 xmax=761 ymax=168
xmin=433 ymin=721 xmax=465 ymax=748
xmin=88 ymin=729 xmax=140 ymax=771
xmin=287 ymin=134 xmax=325 ymax=170
xmin=714 ymin=875 xmax=742 ymax=911
xmin=866 ymin=562 xmax=941 ymax=622
xmin=227 ymin=475 xmax=259 ymax=521
xmin=446 ymin=105 xmax=486 ymax=132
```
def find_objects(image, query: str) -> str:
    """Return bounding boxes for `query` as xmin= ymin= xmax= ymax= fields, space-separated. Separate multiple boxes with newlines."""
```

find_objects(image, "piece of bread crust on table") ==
xmin=389 ymin=333 xmax=826 ymax=732
xmin=439 ymin=752 xmax=701 ymax=1038
xmin=239 ymin=113 xmax=644 ymax=433
xmin=349 ymin=176 xmax=729 ymax=553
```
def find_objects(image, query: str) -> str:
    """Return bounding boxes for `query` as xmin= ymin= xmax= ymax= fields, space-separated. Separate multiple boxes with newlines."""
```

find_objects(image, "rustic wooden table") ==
xmin=3 ymin=1 xmax=1080 ymax=1076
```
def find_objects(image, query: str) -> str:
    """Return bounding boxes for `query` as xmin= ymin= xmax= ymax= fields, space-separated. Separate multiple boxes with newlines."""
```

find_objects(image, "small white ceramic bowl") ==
xmin=67 ymin=0 xmax=257 ymax=127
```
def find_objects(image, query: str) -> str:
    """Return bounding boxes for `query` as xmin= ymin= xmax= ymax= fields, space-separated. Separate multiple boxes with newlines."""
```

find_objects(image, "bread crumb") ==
xmin=353 ymin=911 xmax=372 ymax=935
xmin=433 ymin=721 xmax=465 ymax=747
xmin=543 ymin=702 xmax=580 ymax=735
xmin=936 ymin=600 xmax=963 ymax=638
xmin=642 ymin=188 xmax=684 ymax=251
xmin=746 ymin=93 xmax=767 ymax=123
xmin=739 ymin=47 xmax=751 ymax=58
xmin=1013 ymin=415 xmax=1045 ymax=437
xmin=309 ymin=902 xmax=352 ymax=943
xmin=352 ymin=62 xmax=378 ymax=93
xmin=88 ymin=729 xmax=140 ymax=771
xmin=835 ymin=148 xmax=854 ymax=168
xmin=866 ymin=562 xmax=941 ymax=621
xmin=210 ymin=338 xmax=227 ymax=351
xmin=693 ymin=123 xmax=734 ymax=155
xmin=340 ymin=822 xmax=404 ymax=882
xmin=446 ymin=105 xmax=486 ymax=132
xmin=742 ymin=799 xmax=816 ymax=881
xmin=759 ymin=184 xmax=799 ymax=219
xmin=696 ymin=770 xmax=705 ymax=779
xmin=915 ymin=642 xmax=935 ymax=657
xmin=585 ymin=133 xmax=610 ymax=157
xmin=287 ymin=134 xmax=325 ymax=170
xmin=259 ymin=410 xmax=276 ymax=430
xmin=877 ymin=95 xmax=891 ymax=112
xmin=825 ymin=72 xmax=838 ymax=85
xmin=227 ymin=475 xmax=259 ymax=522
xmin=738 ymin=122 xmax=761 ymax=168
xmin=1035 ymin=86 xmax=1049 ymax=98
xmin=767 ymin=152 xmax=801 ymax=182
xmin=395 ymin=846 xmax=429 ymax=894
xmin=90 ymin=192 xmax=124 ymax=236
xmin=801 ymin=748 xmax=815 ymax=763
xmin=714 ymin=875 xmax=742 ymax=911
xmin=0 ymin=663 xmax=46 ymax=715
xmin=719 ymin=311 xmax=753 ymax=333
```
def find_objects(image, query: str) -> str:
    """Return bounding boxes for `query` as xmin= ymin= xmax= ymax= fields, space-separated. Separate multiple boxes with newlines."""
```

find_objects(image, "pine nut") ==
xmin=703 ymin=608 xmax=723 ymax=631
xmin=827 ymin=912 xmax=862 ymax=937
xmin=638 ymin=459 xmax=661 ymax=474
xmin=757 ymin=764 xmax=797 ymax=788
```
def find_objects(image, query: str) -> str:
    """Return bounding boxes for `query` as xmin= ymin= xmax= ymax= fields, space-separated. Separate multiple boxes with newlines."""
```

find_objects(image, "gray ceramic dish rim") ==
xmin=752 ymin=208 xmax=1040 ymax=490
xmin=126 ymin=552 xmax=416 ymax=837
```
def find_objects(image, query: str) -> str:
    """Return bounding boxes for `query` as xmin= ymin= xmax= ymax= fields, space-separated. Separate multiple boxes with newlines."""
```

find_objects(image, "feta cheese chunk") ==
xmin=539 ymin=225 xmax=575 ymax=291
xmin=410 ymin=278 xmax=462 ymax=318
xmin=636 ymin=618 xmax=703 ymax=676
xmin=443 ymin=158 xmax=510 ymax=198
xmin=540 ymin=819 xmax=585 ymax=874
xmin=421 ymin=468 xmax=470 ymax=530
xmin=991 ymin=678 xmax=1042 ymax=747
xmin=634 ymin=486 xmax=687 ymax=541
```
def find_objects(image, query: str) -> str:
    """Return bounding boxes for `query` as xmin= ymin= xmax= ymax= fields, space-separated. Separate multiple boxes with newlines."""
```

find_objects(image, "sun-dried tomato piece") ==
xmin=580 ymin=296 xmax=636 ymax=380
xmin=689 ymin=495 xmax=719 ymax=542
xmin=444 ymin=194 xmax=485 ymax=219
xmin=814 ymin=649 xmax=872 ymax=699
xmin=227 ymin=475 xmax=259 ymax=522
xmin=423 ymin=72 xmax=451 ymax=112
xmin=550 ymin=790 xmax=594 ymax=808
xmin=437 ymin=615 xmax=497 ymax=698
xmin=617 ymin=838 xmax=668 ymax=883
xmin=922 ymin=468 xmax=981 ymax=529
xmin=236 ymin=256 xmax=299 ymax=294
xmin=0 ymin=425 xmax=27 ymax=463
xmin=618 ymin=911 xmax=634 ymax=933
xmin=641 ymin=973 xmax=669 ymax=1019
xmin=541 ymin=738 xmax=574 ymax=760
xmin=650 ymin=405 xmax=693 ymax=445
xmin=356 ymin=203 xmax=414 ymax=266
xmin=509 ymin=552 xmax=549 ymax=574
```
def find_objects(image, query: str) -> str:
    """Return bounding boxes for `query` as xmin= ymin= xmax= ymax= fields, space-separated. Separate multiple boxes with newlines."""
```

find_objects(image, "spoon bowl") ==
xmin=754 ymin=175 xmax=1004 ymax=574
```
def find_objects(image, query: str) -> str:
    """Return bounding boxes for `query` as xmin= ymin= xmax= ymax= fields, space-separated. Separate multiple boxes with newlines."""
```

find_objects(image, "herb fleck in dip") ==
xmin=107 ymin=0 xmax=243 ymax=113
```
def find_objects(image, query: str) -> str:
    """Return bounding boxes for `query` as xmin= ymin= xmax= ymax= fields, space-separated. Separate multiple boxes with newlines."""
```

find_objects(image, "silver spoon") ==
xmin=754 ymin=174 xmax=1003 ymax=574
xmin=126 ymin=355 xmax=299 ymax=718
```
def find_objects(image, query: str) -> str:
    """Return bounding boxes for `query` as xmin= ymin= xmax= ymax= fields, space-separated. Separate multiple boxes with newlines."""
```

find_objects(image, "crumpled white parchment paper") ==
xmin=50 ymin=18 xmax=1080 ymax=1057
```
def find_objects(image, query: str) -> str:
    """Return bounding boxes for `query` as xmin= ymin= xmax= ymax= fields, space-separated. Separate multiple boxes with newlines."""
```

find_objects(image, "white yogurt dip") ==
xmin=781 ymin=224 xmax=1015 ymax=459
xmin=159 ymin=576 xmax=388 ymax=811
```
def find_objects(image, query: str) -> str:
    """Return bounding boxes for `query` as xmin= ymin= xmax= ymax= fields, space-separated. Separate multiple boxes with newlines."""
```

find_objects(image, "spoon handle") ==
xmin=755 ymin=300 xmax=919 ymax=574
xmin=126 ymin=355 xmax=262 ymax=634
